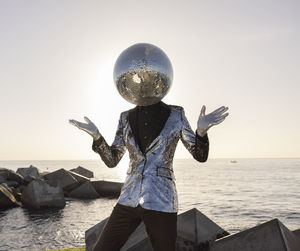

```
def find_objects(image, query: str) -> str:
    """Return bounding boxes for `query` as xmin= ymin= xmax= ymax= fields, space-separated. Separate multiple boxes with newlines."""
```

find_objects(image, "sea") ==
xmin=0 ymin=158 xmax=299 ymax=251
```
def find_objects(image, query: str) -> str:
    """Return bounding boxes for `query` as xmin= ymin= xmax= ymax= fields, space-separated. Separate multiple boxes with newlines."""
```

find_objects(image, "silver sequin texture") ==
xmin=92 ymin=106 xmax=207 ymax=213
xmin=113 ymin=43 xmax=173 ymax=106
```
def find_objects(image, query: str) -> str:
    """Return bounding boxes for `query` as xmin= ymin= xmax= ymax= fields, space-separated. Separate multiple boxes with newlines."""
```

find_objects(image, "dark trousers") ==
xmin=93 ymin=203 xmax=177 ymax=251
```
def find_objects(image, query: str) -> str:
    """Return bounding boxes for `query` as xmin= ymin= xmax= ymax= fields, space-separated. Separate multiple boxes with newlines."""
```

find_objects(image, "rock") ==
xmin=85 ymin=218 xmax=108 ymax=251
xmin=211 ymin=218 xmax=300 ymax=251
xmin=44 ymin=168 xmax=79 ymax=192
xmin=0 ymin=168 xmax=24 ymax=185
xmin=0 ymin=174 xmax=6 ymax=184
xmin=0 ymin=168 xmax=8 ymax=180
xmin=40 ymin=171 xmax=50 ymax=177
xmin=121 ymin=223 xmax=150 ymax=251
xmin=68 ymin=182 xmax=99 ymax=199
xmin=70 ymin=166 xmax=94 ymax=178
xmin=21 ymin=180 xmax=65 ymax=209
xmin=0 ymin=183 xmax=13 ymax=193
xmin=0 ymin=184 xmax=19 ymax=209
xmin=176 ymin=208 xmax=229 ymax=251
xmin=85 ymin=208 xmax=228 ymax=251
xmin=17 ymin=165 xmax=41 ymax=179
xmin=23 ymin=174 xmax=39 ymax=185
xmin=125 ymin=208 xmax=229 ymax=251
xmin=294 ymin=229 xmax=300 ymax=239
xmin=3 ymin=180 xmax=19 ymax=188
xmin=2 ymin=184 xmax=22 ymax=202
xmin=69 ymin=171 xmax=90 ymax=184
xmin=7 ymin=170 xmax=24 ymax=184
xmin=11 ymin=187 xmax=22 ymax=202
xmin=85 ymin=214 xmax=151 ymax=251
xmin=91 ymin=180 xmax=123 ymax=197
xmin=85 ymin=218 xmax=148 ymax=251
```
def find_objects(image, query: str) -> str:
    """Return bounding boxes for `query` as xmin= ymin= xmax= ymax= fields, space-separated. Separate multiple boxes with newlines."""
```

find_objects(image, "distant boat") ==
xmin=230 ymin=160 xmax=238 ymax=163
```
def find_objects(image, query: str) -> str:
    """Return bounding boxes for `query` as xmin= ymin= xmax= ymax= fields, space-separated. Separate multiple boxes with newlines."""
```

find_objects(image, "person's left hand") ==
xmin=69 ymin=117 xmax=101 ymax=140
xmin=197 ymin=105 xmax=229 ymax=136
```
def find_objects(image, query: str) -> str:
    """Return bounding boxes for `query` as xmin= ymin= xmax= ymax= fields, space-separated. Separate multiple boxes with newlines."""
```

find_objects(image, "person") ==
xmin=69 ymin=43 xmax=229 ymax=251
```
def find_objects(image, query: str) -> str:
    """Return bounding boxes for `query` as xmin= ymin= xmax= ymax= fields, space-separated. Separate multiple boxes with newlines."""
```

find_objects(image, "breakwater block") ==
xmin=69 ymin=171 xmax=90 ymax=184
xmin=44 ymin=169 xmax=79 ymax=192
xmin=85 ymin=218 xmax=108 ymax=251
xmin=70 ymin=166 xmax=94 ymax=178
xmin=294 ymin=229 xmax=300 ymax=239
xmin=211 ymin=218 xmax=300 ymax=251
xmin=0 ymin=184 xmax=19 ymax=209
xmin=85 ymin=208 xmax=228 ymax=251
xmin=85 ymin=218 xmax=152 ymax=251
xmin=17 ymin=165 xmax=41 ymax=179
xmin=0 ymin=168 xmax=24 ymax=185
xmin=68 ymin=182 xmax=99 ymax=199
xmin=91 ymin=180 xmax=123 ymax=197
xmin=21 ymin=180 xmax=65 ymax=209
xmin=176 ymin=208 xmax=229 ymax=251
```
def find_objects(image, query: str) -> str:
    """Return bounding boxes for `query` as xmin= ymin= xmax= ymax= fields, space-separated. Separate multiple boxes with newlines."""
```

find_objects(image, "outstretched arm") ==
xmin=69 ymin=115 xmax=126 ymax=168
xmin=180 ymin=106 xmax=229 ymax=162
xmin=180 ymin=108 xmax=209 ymax=162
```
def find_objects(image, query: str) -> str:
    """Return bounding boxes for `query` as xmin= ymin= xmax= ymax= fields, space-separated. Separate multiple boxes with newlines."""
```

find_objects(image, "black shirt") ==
xmin=131 ymin=102 xmax=171 ymax=153
xmin=128 ymin=102 xmax=209 ymax=160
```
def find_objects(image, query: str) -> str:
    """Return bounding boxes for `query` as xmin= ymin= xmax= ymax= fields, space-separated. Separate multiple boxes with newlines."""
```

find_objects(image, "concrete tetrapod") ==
xmin=211 ymin=218 xmax=300 ymax=251
xmin=85 ymin=218 xmax=152 ymax=251
xmin=0 ymin=168 xmax=24 ymax=185
xmin=70 ymin=166 xmax=94 ymax=179
xmin=17 ymin=165 xmax=41 ymax=179
xmin=91 ymin=180 xmax=123 ymax=197
xmin=68 ymin=182 xmax=99 ymax=199
xmin=68 ymin=171 xmax=90 ymax=184
xmin=85 ymin=208 xmax=228 ymax=251
xmin=21 ymin=180 xmax=66 ymax=209
xmin=294 ymin=229 xmax=300 ymax=239
xmin=44 ymin=169 xmax=79 ymax=192
xmin=0 ymin=184 xmax=19 ymax=209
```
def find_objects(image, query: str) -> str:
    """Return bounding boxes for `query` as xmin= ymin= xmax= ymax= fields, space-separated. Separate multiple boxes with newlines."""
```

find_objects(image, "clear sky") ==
xmin=1 ymin=0 xmax=299 ymax=160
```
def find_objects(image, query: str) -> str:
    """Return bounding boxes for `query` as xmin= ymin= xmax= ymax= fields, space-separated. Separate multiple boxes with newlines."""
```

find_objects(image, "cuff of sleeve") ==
xmin=196 ymin=131 xmax=208 ymax=144
xmin=92 ymin=136 xmax=104 ymax=150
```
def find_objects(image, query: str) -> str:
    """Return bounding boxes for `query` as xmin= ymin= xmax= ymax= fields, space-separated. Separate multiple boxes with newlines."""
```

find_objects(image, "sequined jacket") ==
xmin=92 ymin=105 xmax=209 ymax=213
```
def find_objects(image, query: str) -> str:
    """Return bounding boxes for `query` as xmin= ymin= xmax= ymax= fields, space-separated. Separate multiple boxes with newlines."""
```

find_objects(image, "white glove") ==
xmin=69 ymin=117 xmax=101 ymax=140
xmin=197 ymin=105 xmax=229 ymax=136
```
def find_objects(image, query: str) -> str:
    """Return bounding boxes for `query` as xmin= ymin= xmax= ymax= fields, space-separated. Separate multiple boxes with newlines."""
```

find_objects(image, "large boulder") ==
xmin=44 ymin=168 xmax=79 ymax=192
xmin=21 ymin=180 xmax=65 ymax=209
xmin=0 ymin=184 xmax=19 ymax=209
xmin=211 ymin=218 xmax=300 ymax=251
xmin=16 ymin=165 xmax=41 ymax=179
xmin=70 ymin=166 xmax=94 ymax=178
xmin=91 ymin=180 xmax=123 ymax=197
xmin=68 ymin=182 xmax=99 ymax=199
xmin=85 ymin=208 xmax=228 ymax=251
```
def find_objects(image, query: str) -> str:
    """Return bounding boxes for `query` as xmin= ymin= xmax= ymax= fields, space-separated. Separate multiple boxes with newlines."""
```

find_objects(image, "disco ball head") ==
xmin=113 ymin=43 xmax=173 ymax=106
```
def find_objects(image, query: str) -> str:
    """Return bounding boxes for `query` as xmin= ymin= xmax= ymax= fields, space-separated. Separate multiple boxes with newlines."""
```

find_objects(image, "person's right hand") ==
xmin=69 ymin=117 xmax=101 ymax=140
